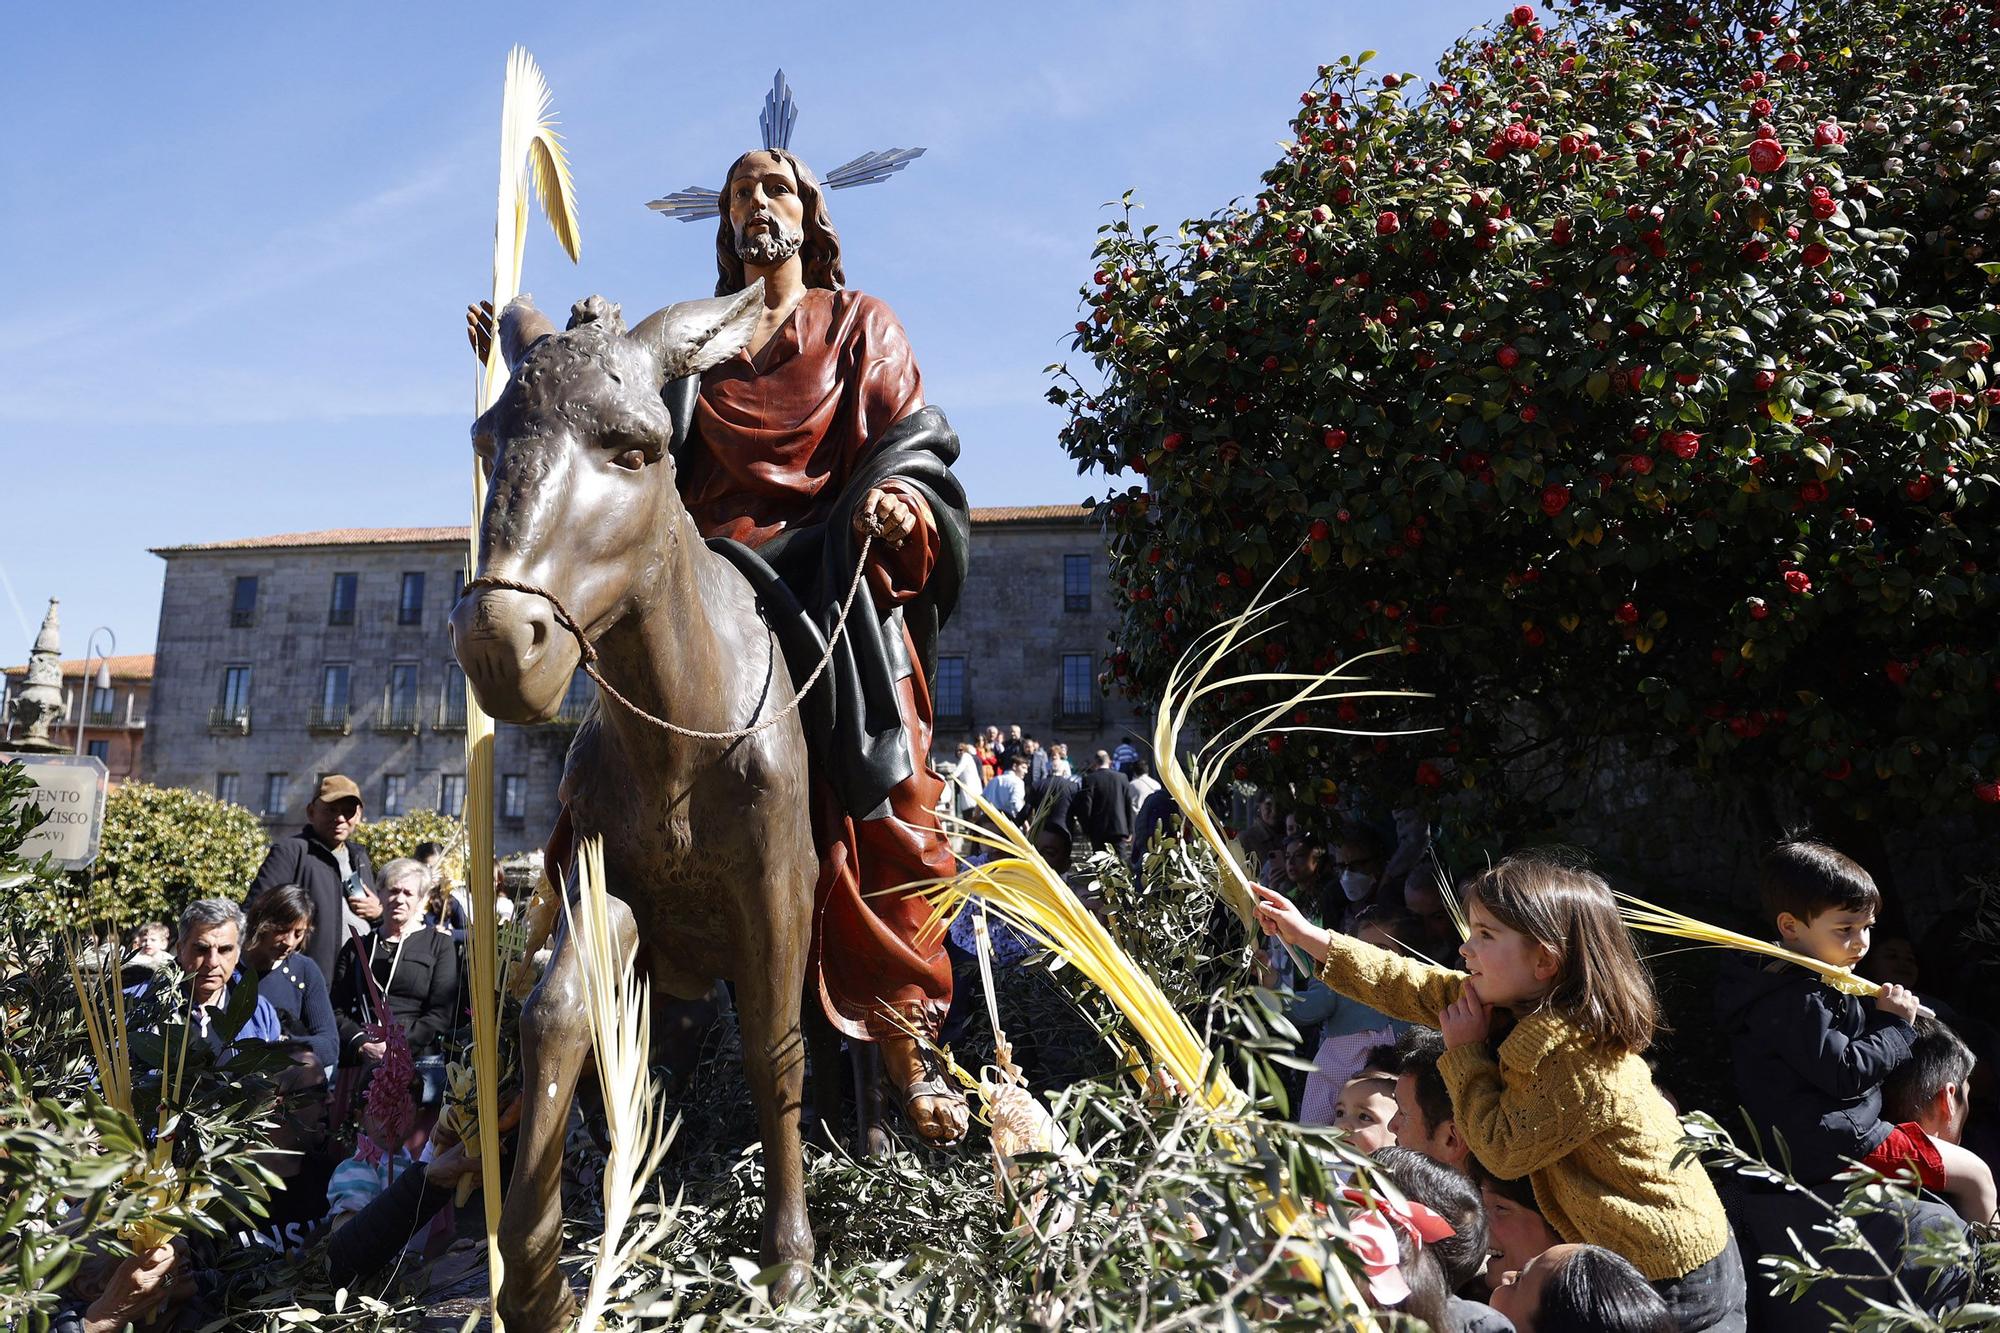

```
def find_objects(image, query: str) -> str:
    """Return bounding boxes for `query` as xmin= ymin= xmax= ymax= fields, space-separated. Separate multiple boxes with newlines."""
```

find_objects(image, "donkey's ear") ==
xmin=498 ymin=295 xmax=559 ymax=372
xmin=633 ymin=280 xmax=765 ymax=383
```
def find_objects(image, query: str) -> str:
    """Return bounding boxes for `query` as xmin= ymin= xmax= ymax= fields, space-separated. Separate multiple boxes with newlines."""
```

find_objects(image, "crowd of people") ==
xmin=55 ymin=752 xmax=1999 ymax=1330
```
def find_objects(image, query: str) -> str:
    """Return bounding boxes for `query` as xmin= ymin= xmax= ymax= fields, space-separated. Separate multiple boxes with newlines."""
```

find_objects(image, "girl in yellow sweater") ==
xmin=1254 ymin=852 xmax=1747 ymax=1333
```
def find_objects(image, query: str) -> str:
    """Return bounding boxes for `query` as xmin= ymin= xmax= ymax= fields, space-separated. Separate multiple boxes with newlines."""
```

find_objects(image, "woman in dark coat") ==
xmin=332 ymin=858 xmax=461 ymax=1064
xmin=244 ymin=884 xmax=340 ymax=1073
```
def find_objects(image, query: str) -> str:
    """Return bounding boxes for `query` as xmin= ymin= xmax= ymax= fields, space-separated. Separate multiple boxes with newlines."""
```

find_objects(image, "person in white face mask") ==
xmin=1331 ymin=822 xmax=1392 ymax=933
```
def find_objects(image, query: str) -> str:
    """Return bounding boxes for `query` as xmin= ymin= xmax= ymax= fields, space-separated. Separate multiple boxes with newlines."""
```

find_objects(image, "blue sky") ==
xmin=0 ymin=1 xmax=1502 ymax=664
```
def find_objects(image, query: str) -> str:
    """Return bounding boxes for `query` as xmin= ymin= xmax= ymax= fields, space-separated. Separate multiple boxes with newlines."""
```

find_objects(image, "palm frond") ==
xmin=568 ymin=836 xmax=679 ymax=1331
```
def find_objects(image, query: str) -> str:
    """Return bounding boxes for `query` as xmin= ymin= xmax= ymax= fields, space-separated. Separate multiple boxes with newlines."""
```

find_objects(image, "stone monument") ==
xmin=3 ymin=599 xmax=68 ymax=754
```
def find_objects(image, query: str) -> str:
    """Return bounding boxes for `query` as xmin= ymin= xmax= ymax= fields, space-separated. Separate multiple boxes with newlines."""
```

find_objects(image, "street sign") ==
xmin=6 ymin=753 xmax=109 ymax=870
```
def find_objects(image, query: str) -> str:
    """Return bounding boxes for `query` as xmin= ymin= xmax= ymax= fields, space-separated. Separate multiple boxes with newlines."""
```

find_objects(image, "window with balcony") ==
xmin=501 ymin=774 xmax=527 ymax=821
xmin=86 ymin=740 xmax=110 ymax=763
xmin=398 ymin=571 xmax=426 ymax=625
xmin=216 ymin=772 xmax=242 ymax=805
xmin=229 ymin=576 xmax=258 ymax=628
xmin=381 ymin=663 xmax=421 ymax=730
xmin=934 ymin=655 xmax=969 ymax=730
xmin=328 ymin=572 xmax=358 ymax=626
xmin=439 ymin=774 xmax=466 ymax=818
xmin=88 ymin=685 xmax=116 ymax=724
xmin=1063 ymin=553 xmax=1092 ymax=613
xmin=211 ymin=666 xmax=252 ymax=730
xmin=382 ymin=773 xmax=408 ymax=816
xmin=1056 ymin=653 xmax=1100 ymax=726
xmin=312 ymin=664 xmax=350 ymax=732
xmin=438 ymin=663 xmax=468 ymax=729
xmin=262 ymin=772 xmax=288 ymax=818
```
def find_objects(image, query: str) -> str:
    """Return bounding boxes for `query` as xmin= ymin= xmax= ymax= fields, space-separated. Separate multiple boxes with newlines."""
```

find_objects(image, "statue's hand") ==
xmin=854 ymin=487 xmax=917 ymax=548
xmin=466 ymin=300 xmax=496 ymax=364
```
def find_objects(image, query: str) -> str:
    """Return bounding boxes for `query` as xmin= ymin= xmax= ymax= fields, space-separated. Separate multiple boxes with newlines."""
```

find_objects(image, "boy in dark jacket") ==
xmin=1717 ymin=841 xmax=1991 ymax=1220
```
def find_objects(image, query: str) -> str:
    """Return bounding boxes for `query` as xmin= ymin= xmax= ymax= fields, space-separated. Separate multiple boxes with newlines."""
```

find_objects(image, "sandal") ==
xmin=880 ymin=1038 xmax=969 ymax=1148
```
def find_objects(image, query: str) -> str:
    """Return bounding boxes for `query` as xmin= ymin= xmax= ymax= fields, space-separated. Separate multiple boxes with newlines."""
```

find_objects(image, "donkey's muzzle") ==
xmin=449 ymin=586 xmax=580 ymax=724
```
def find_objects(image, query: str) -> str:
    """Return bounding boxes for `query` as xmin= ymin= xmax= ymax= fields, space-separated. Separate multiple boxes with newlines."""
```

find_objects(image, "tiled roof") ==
xmin=153 ymin=506 xmax=1098 ymax=555
xmin=2 ymin=653 xmax=155 ymax=681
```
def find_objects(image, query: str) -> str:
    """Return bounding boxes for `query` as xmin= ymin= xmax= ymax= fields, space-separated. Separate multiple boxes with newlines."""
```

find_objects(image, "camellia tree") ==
xmin=1056 ymin=0 xmax=2000 ymax=842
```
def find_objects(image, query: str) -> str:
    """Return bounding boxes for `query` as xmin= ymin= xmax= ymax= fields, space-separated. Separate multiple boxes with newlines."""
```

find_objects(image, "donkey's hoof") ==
xmin=766 ymin=1258 xmax=811 ymax=1305
xmin=497 ymin=1284 xmax=579 ymax=1333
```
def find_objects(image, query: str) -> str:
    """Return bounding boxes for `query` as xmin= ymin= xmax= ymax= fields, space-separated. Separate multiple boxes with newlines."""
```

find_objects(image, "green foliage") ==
xmin=89 ymin=782 xmax=268 ymax=928
xmin=351 ymin=809 xmax=466 ymax=882
xmin=1057 ymin=0 xmax=2000 ymax=838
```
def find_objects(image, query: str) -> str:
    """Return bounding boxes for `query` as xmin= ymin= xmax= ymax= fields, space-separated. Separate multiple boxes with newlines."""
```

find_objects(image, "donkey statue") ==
xmin=450 ymin=285 xmax=817 ymax=1330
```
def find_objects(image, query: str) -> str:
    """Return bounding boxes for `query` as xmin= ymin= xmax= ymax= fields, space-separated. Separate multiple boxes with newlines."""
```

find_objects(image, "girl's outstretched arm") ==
xmin=1254 ymin=883 xmax=1463 ymax=1026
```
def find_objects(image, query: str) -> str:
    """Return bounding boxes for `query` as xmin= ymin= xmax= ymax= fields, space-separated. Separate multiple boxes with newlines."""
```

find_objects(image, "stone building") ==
xmin=1 ymin=653 xmax=153 ymax=783
xmin=143 ymin=508 xmax=1137 ymax=853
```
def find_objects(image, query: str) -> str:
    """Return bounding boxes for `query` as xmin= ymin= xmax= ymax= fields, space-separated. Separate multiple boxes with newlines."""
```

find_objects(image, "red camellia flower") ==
xmin=1162 ymin=432 xmax=1185 ymax=452
xmin=1977 ymin=780 xmax=2000 ymax=805
xmin=1540 ymin=483 xmax=1571 ymax=516
xmin=1906 ymin=474 xmax=1936 ymax=501
xmin=1661 ymin=430 xmax=1702 ymax=459
xmin=1496 ymin=345 xmax=1521 ymax=369
xmin=1377 ymin=210 xmax=1402 ymax=236
xmin=1884 ymin=660 xmax=1911 ymax=686
xmin=1783 ymin=569 xmax=1813 ymax=594
xmin=1309 ymin=519 xmax=1332 ymax=542
xmin=1808 ymin=186 xmax=1839 ymax=220
xmin=1741 ymin=238 xmax=1770 ymax=263
xmin=1799 ymin=479 xmax=1829 ymax=503
xmin=1802 ymin=243 xmax=1830 ymax=268
xmin=1628 ymin=452 xmax=1655 ymax=475
xmin=1965 ymin=341 xmax=1992 ymax=362
xmin=1824 ymin=758 xmax=1852 ymax=781
xmin=1814 ymin=121 xmax=1846 ymax=146
xmin=1929 ymin=386 xmax=1958 ymax=411
xmin=1324 ymin=427 xmax=1349 ymax=451
xmin=1746 ymin=138 xmax=1788 ymax=174
xmin=1415 ymin=761 xmax=1444 ymax=788
xmin=1616 ymin=601 xmax=1639 ymax=625
xmin=1523 ymin=624 xmax=1547 ymax=647
xmin=1747 ymin=597 xmax=1769 ymax=620
xmin=1266 ymin=734 xmax=1286 ymax=754
xmin=1510 ymin=4 xmax=1535 ymax=26
xmin=1752 ymin=369 xmax=1777 ymax=391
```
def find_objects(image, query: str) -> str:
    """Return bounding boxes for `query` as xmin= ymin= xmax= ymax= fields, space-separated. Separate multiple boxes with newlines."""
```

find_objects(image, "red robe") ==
xmin=681 ymin=287 xmax=957 ymax=1041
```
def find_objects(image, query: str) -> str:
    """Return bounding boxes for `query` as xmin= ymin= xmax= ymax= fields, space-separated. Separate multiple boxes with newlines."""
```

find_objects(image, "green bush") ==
xmin=1057 ymin=0 xmax=2000 ymax=839
xmin=88 ymin=782 xmax=267 ymax=927
xmin=350 ymin=809 xmax=466 ymax=883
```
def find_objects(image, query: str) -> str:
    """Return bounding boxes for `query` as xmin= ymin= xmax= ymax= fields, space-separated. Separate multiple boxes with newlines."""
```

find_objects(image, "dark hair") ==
xmin=1463 ymin=852 xmax=1658 ymax=1054
xmin=413 ymin=841 xmax=443 ymax=861
xmin=714 ymin=149 xmax=844 ymax=297
xmin=1337 ymin=821 xmax=1391 ymax=862
xmin=1882 ymin=1016 xmax=1976 ymax=1123
xmin=1467 ymin=1156 xmax=1541 ymax=1214
xmin=1372 ymin=1146 xmax=1490 ymax=1292
xmin=1129 ymin=755 xmax=1150 ymax=778
xmin=1392 ymin=1026 xmax=1452 ymax=1135
xmin=1760 ymin=839 xmax=1881 ymax=925
xmin=1364 ymin=1221 xmax=1451 ymax=1329
xmin=1538 ymin=1244 xmax=1675 ymax=1333
xmin=245 ymin=884 xmax=315 ymax=953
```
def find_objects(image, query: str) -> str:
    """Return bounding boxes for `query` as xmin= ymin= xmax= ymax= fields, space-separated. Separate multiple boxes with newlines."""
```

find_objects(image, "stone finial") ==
xmin=6 ymin=598 xmax=67 ymax=751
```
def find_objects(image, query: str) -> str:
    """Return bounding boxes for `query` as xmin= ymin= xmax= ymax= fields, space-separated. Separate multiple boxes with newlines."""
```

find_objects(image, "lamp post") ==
xmin=75 ymin=626 xmax=115 ymax=758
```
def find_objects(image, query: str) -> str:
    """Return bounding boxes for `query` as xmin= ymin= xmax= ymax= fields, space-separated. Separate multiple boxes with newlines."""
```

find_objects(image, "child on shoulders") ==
xmin=1716 ymin=840 xmax=1993 ymax=1222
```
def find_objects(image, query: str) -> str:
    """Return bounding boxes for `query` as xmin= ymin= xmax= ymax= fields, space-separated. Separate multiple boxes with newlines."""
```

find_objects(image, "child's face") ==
xmin=1459 ymin=900 xmax=1558 ymax=1008
xmin=1779 ymin=906 xmax=1874 ymax=969
xmin=1480 ymin=1185 xmax=1562 ymax=1290
xmin=136 ymin=925 xmax=169 ymax=955
xmin=1332 ymin=1077 xmax=1398 ymax=1154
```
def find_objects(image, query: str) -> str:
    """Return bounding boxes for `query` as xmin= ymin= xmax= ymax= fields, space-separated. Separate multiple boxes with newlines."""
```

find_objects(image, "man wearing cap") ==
xmin=246 ymin=775 xmax=382 ymax=985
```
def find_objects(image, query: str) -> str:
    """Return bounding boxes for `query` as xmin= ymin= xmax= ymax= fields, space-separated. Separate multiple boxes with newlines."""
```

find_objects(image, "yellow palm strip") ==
xmin=1614 ymin=892 xmax=1898 ymax=1002
xmin=465 ymin=47 xmax=582 ymax=1327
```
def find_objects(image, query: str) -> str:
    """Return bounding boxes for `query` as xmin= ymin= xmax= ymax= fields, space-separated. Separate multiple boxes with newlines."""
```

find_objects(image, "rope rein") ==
xmin=461 ymin=531 xmax=875 ymax=743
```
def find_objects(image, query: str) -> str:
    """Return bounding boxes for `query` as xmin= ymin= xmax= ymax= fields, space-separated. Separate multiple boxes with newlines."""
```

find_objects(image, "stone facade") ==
xmin=1 ymin=654 xmax=152 ymax=783
xmin=143 ymin=509 xmax=1137 ymax=853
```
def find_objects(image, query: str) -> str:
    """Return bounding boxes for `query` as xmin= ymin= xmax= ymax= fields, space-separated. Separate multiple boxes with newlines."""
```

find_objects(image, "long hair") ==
xmin=1462 ymin=851 xmax=1659 ymax=1054
xmin=713 ymin=149 xmax=844 ymax=297
xmin=1539 ymin=1245 xmax=1675 ymax=1333
xmin=245 ymin=884 xmax=313 ymax=952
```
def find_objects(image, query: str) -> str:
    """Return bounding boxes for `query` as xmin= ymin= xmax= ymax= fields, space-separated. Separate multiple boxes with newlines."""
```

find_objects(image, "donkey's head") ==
xmin=449 ymin=284 xmax=763 ymax=723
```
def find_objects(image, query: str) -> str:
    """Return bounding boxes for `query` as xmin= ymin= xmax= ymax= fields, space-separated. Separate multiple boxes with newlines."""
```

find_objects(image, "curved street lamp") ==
xmin=75 ymin=626 xmax=116 ymax=758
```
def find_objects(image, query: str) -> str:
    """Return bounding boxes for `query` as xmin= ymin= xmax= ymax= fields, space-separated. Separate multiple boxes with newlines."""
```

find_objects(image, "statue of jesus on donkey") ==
xmin=454 ymin=143 xmax=971 ymax=1328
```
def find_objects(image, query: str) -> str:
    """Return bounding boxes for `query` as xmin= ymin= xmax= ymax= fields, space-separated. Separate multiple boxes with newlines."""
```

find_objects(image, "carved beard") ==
xmin=735 ymin=218 xmax=804 ymax=267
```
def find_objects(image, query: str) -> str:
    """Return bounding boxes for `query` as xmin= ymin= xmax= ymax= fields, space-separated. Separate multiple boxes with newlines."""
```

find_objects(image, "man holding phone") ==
xmin=247 ymin=774 xmax=381 ymax=984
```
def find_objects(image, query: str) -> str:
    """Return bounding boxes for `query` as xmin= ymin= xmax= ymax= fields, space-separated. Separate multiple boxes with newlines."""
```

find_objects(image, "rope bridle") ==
xmin=459 ymin=531 xmax=875 ymax=744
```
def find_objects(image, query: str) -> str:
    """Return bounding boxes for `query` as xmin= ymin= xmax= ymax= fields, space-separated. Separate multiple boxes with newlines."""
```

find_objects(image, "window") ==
xmin=216 ymin=772 xmax=242 ymax=805
xmin=1063 ymin=554 xmax=1092 ymax=613
xmin=88 ymin=685 xmax=116 ymax=721
xmin=216 ymin=666 xmax=252 ymax=721
xmin=328 ymin=572 xmax=358 ymax=626
xmin=558 ymin=671 xmax=594 ymax=721
xmin=1059 ymin=654 xmax=1096 ymax=716
xmin=262 ymin=772 xmax=288 ymax=817
xmin=439 ymin=774 xmax=467 ymax=818
xmin=398 ymin=571 xmax=426 ymax=625
xmin=382 ymin=774 xmax=408 ymax=816
xmin=86 ymin=740 xmax=111 ymax=763
xmin=229 ymin=576 xmax=258 ymax=628
xmin=501 ymin=774 xmax=527 ymax=820
xmin=934 ymin=655 xmax=967 ymax=722
xmin=316 ymin=664 xmax=350 ymax=726
xmin=450 ymin=568 xmax=466 ymax=606
xmin=439 ymin=663 xmax=468 ymax=727
xmin=387 ymin=663 xmax=421 ymax=726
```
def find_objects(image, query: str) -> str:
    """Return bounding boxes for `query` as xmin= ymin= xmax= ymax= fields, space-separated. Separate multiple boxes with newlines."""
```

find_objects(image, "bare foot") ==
xmin=878 ymin=1033 xmax=968 ymax=1146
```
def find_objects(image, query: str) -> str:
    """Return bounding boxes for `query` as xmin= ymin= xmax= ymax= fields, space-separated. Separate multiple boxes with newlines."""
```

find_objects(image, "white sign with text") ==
xmin=8 ymin=754 xmax=109 ymax=870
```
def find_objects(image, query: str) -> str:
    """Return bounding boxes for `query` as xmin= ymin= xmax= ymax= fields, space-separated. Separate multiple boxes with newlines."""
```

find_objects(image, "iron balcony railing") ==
xmin=207 ymin=706 xmax=251 ymax=735
xmin=307 ymin=704 xmax=351 ymax=735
